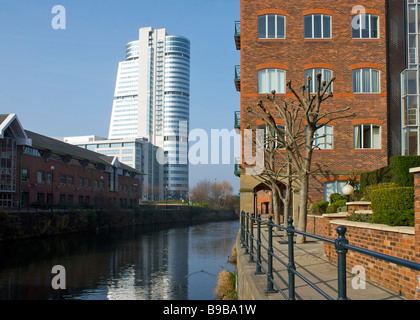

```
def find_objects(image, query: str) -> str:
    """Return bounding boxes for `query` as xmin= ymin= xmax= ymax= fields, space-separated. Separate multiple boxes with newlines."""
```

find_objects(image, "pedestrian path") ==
xmin=238 ymin=226 xmax=406 ymax=300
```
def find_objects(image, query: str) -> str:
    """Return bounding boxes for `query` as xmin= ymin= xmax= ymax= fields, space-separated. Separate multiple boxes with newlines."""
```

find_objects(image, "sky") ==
xmin=0 ymin=0 xmax=241 ymax=192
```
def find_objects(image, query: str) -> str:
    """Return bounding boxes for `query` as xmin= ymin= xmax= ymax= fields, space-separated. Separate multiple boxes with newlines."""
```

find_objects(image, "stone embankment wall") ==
xmin=0 ymin=207 xmax=238 ymax=241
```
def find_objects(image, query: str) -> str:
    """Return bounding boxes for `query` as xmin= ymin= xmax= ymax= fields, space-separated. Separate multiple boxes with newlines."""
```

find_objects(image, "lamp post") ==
xmin=50 ymin=165 xmax=55 ymax=212
xmin=342 ymin=184 xmax=354 ymax=203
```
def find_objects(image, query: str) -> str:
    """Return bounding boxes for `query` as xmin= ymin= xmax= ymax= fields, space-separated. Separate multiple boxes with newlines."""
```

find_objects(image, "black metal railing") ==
xmin=240 ymin=211 xmax=420 ymax=300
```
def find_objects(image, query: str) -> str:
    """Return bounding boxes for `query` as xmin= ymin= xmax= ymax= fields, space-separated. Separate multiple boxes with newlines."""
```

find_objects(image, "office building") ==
xmin=108 ymin=27 xmax=190 ymax=199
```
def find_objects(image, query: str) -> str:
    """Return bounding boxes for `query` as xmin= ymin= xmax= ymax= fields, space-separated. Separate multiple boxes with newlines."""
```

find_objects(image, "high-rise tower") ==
xmin=108 ymin=27 xmax=190 ymax=199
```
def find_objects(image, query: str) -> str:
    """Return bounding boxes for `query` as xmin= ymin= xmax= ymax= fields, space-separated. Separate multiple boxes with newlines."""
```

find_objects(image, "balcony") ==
xmin=234 ymin=65 xmax=241 ymax=92
xmin=234 ymin=111 xmax=240 ymax=134
xmin=234 ymin=21 xmax=240 ymax=50
xmin=234 ymin=157 xmax=241 ymax=177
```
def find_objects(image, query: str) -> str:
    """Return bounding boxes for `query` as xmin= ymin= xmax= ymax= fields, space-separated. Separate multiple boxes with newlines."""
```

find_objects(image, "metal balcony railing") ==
xmin=234 ymin=65 xmax=241 ymax=92
xmin=240 ymin=211 xmax=420 ymax=300
xmin=234 ymin=111 xmax=240 ymax=130
xmin=234 ymin=21 xmax=241 ymax=50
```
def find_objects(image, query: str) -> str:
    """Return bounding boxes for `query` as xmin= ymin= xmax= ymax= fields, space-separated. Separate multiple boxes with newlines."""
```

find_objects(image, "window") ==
xmin=68 ymin=175 xmax=74 ymax=187
xmin=257 ymin=124 xmax=285 ymax=149
xmin=352 ymin=69 xmax=380 ymax=93
xmin=258 ymin=14 xmax=285 ymax=39
xmin=324 ymin=180 xmax=347 ymax=202
xmin=60 ymin=175 xmax=66 ymax=186
xmin=352 ymin=14 xmax=379 ymax=39
xmin=258 ymin=69 xmax=286 ymax=94
xmin=304 ymin=14 xmax=331 ymax=39
xmin=305 ymin=69 xmax=333 ymax=93
xmin=354 ymin=124 xmax=381 ymax=149
xmin=22 ymin=169 xmax=29 ymax=182
xmin=313 ymin=125 xmax=333 ymax=149
xmin=37 ymin=171 xmax=45 ymax=184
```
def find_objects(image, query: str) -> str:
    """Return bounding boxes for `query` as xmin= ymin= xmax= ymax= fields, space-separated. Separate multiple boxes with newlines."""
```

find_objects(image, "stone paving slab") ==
xmin=239 ymin=227 xmax=406 ymax=300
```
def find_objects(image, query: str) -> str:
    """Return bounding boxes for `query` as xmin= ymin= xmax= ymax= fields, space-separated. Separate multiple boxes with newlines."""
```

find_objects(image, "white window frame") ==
xmin=304 ymin=14 xmax=332 ymax=39
xmin=352 ymin=14 xmax=379 ymax=39
xmin=258 ymin=14 xmax=286 ymax=39
xmin=257 ymin=69 xmax=286 ymax=94
xmin=313 ymin=125 xmax=333 ymax=149
xmin=305 ymin=68 xmax=333 ymax=93
xmin=353 ymin=124 xmax=381 ymax=149
xmin=352 ymin=68 xmax=380 ymax=93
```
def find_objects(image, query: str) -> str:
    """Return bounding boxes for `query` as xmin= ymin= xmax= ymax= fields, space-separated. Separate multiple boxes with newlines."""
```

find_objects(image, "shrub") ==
xmin=347 ymin=213 xmax=372 ymax=223
xmin=329 ymin=193 xmax=347 ymax=204
xmin=390 ymin=155 xmax=420 ymax=187
xmin=371 ymin=209 xmax=414 ymax=226
xmin=371 ymin=187 xmax=414 ymax=212
xmin=326 ymin=199 xmax=347 ymax=213
xmin=360 ymin=166 xmax=393 ymax=190
xmin=363 ymin=182 xmax=397 ymax=201
xmin=371 ymin=187 xmax=414 ymax=226
xmin=309 ymin=201 xmax=329 ymax=215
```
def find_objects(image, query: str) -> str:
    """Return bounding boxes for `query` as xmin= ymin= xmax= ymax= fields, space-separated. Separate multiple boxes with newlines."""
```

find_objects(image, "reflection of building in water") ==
xmin=105 ymin=227 xmax=189 ymax=300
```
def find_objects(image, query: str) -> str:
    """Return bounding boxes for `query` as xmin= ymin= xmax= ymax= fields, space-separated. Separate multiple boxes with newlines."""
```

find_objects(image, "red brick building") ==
xmin=0 ymin=114 xmax=142 ymax=209
xmin=235 ymin=0 xmax=404 ymax=214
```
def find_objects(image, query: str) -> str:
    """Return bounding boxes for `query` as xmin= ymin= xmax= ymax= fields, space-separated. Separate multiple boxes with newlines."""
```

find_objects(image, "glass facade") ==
xmin=402 ymin=1 xmax=420 ymax=155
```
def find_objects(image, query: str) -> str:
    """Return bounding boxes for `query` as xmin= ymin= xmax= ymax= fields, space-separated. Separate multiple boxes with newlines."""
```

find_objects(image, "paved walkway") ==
xmin=238 ymin=225 xmax=406 ymax=300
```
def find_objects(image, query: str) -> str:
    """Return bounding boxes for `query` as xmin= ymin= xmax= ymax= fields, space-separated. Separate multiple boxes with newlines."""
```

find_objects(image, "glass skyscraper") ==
xmin=108 ymin=27 xmax=190 ymax=199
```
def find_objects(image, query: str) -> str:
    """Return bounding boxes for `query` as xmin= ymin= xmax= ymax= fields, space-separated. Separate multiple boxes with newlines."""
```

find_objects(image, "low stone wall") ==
xmin=323 ymin=220 xmax=418 ymax=300
xmin=0 ymin=207 xmax=239 ymax=241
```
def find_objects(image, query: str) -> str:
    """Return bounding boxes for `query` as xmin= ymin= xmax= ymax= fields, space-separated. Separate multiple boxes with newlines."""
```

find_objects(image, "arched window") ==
xmin=258 ymin=69 xmax=286 ymax=94
xmin=352 ymin=68 xmax=380 ymax=93
xmin=258 ymin=14 xmax=286 ymax=39
xmin=304 ymin=14 xmax=331 ymax=39
xmin=352 ymin=14 xmax=379 ymax=39
xmin=305 ymin=68 xmax=333 ymax=93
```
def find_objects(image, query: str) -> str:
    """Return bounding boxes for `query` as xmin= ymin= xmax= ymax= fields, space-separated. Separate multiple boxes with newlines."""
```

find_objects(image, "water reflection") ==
xmin=0 ymin=219 xmax=238 ymax=300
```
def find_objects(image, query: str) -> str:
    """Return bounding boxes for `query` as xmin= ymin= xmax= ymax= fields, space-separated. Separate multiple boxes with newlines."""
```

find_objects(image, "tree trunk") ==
xmin=296 ymin=173 xmax=309 ymax=244
xmin=272 ymin=187 xmax=280 ymax=226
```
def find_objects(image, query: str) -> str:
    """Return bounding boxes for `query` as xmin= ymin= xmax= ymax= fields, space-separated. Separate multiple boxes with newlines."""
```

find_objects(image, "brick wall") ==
xmin=240 ymin=0 xmax=389 ymax=203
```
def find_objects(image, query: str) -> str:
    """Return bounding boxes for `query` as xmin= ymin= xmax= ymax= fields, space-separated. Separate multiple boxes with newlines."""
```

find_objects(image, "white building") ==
xmin=108 ymin=27 xmax=190 ymax=200
xmin=63 ymin=135 xmax=163 ymax=201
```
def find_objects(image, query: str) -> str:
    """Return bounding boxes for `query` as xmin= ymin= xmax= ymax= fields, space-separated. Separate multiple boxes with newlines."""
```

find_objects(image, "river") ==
xmin=0 ymin=219 xmax=239 ymax=300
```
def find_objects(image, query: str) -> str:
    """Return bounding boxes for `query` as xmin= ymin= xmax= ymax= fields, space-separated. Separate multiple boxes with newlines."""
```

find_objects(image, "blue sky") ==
xmin=0 ymin=0 xmax=241 ymax=192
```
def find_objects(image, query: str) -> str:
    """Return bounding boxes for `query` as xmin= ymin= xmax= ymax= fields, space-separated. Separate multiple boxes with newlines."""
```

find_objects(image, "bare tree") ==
xmin=247 ymin=74 xmax=355 ymax=243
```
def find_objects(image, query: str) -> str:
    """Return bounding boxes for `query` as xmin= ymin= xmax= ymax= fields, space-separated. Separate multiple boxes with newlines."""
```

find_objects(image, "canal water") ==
xmin=0 ymin=219 xmax=239 ymax=300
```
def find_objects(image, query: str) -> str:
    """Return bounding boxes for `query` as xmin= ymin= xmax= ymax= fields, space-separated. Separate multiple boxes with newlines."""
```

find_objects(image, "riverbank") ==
xmin=0 ymin=206 xmax=238 ymax=242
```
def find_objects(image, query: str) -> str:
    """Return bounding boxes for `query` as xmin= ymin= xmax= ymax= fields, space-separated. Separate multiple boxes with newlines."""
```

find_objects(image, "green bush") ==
xmin=347 ymin=213 xmax=373 ymax=223
xmin=326 ymin=199 xmax=347 ymax=213
xmin=390 ymin=155 xmax=420 ymax=187
xmin=371 ymin=187 xmax=414 ymax=226
xmin=371 ymin=209 xmax=414 ymax=226
xmin=309 ymin=201 xmax=329 ymax=215
xmin=329 ymin=193 xmax=347 ymax=204
xmin=363 ymin=182 xmax=397 ymax=201
xmin=360 ymin=166 xmax=393 ymax=190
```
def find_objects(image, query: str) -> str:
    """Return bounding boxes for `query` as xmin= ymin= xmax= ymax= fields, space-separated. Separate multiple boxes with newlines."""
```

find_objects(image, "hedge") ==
xmin=360 ymin=166 xmax=393 ymax=190
xmin=363 ymin=182 xmax=396 ymax=201
xmin=371 ymin=187 xmax=414 ymax=226
xmin=389 ymin=155 xmax=420 ymax=187
xmin=329 ymin=193 xmax=347 ymax=204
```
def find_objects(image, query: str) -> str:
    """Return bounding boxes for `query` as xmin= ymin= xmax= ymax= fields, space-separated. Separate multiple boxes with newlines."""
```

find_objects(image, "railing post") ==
xmin=249 ymin=212 xmax=255 ymax=262
xmin=245 ymin=212 xmax=249 ymax=254
xmin=335 ymin=226 xmax=349 ymax=300
xmin=240 ymin=211 xmax=245 ymax=248
xmin=287 ymin=218 xmax=296 ymax=300
xmin=265 ymin=215 xmax=276 ymax=294
xmin=255 ymin=214 xmax=263 ymax=275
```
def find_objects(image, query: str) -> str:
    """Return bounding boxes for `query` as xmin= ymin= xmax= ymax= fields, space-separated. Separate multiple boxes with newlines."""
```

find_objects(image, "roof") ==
xmin=25 ymin=130 xmax=144 ymax=176
xmin=0 ymin=114 xmax=31 ymax=145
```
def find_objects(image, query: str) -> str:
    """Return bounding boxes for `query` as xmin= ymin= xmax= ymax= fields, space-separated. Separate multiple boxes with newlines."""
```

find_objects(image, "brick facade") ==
xmin=238 ymin=0 xmax=390 ymax=211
